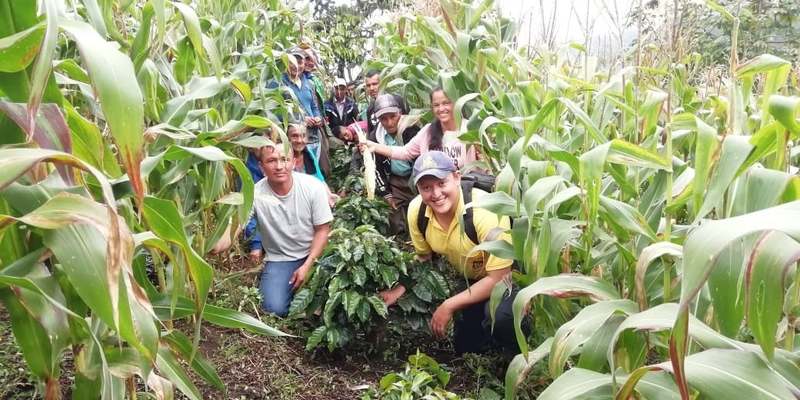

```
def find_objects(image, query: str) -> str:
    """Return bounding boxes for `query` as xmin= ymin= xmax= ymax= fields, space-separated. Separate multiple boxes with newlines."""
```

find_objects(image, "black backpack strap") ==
xmin=416 ymin=181 xmax=480 ymax=245
xmin=417 ymin=202 xmax=429 ymax=239
xmin=461 ymin=181 xmax=479 ymax=245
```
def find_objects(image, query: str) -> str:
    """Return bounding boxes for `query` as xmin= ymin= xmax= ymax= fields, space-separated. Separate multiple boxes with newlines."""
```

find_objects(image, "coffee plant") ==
xmin=328 ymin=144 xmax=357 ymax=192
xmin=361 ymin=351 xmax=465 ymax=400
xmin=288 ymin=225 xmax=449 ymax=351
xmin=332 ymin=193 xmax=392 ymax=235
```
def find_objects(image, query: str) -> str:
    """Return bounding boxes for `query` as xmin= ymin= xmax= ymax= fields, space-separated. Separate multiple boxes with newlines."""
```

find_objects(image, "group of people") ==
xmin=225 ymin=44 xmax=528 ymax=356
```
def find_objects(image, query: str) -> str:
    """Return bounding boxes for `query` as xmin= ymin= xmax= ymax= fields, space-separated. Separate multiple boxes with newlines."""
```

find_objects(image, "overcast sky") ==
xmin=496 ymin=0 xmax=635 ymax=51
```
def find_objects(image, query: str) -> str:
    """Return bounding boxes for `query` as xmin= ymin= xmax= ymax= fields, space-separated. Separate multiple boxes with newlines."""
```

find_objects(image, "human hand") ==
xmin=313 ymin=117 xmax=323 ymax=127
xmin=249 ymin=249 xmax=263 ymax=264
xmin=430 ymin=301 xmax=454 ymax=338
xmin=328 ymin=193 xmax=340 ymax=207
xmin=290 ymin=264 xmax=312 ymax=291
xmin=379 ymin=286 xmax=406 ymax=306
xmin=385 ymin=196 xmax=398 ymax=210
xmin=357 ymin=141 xmax=374 ymax=153
xmin=304 ymin=116 xmax=316 ymax=127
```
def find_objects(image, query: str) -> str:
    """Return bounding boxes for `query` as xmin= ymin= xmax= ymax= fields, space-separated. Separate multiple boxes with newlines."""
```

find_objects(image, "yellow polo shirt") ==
xmin=407 ymin=188 xmax=513 ymax=280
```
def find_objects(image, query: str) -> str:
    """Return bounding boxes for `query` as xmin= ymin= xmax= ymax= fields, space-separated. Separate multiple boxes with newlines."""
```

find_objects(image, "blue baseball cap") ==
xmin=413 ymin=151 xmax=456 ymax=185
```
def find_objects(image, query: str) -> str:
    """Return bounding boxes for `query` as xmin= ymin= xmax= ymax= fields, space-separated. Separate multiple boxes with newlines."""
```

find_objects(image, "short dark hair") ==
xmin=365 ymin=69 xmax=380 ymax=79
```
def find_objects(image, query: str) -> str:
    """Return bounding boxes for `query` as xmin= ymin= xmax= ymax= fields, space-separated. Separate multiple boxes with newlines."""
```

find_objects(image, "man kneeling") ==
xmin=380 ymin=151 xmax=527 ymax=354
xmin=246 ymin=142 xmax=332 ymax=316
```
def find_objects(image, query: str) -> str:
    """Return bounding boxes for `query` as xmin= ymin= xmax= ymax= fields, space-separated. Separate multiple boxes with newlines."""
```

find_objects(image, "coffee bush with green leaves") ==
xmin=328 ymin=144 xmax=357 ymax=192
xmin=332 ymin=193 xmax=392 ymax=235
xmin=361 ymin=351 xmax=466 ymax=400
xmin=288 ymin=225 xmax=449 ymax=351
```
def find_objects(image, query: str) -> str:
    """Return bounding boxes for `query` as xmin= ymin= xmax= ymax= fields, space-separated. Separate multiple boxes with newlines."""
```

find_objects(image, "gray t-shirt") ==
xmin=252 ymin=172 xmax=333 ymax=261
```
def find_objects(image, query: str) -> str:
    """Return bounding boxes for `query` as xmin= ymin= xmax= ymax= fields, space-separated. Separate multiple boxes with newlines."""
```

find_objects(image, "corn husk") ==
xmin=354 ymin=123 xmax=376 ymax=200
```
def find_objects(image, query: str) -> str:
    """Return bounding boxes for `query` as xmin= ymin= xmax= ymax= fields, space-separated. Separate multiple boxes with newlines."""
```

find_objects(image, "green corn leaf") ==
xmin=634 ymin=242 xmax=683 ymax=309
xmin=26 ymin=0 xmax=59 ymax=131
xmin=735 ymin=54 xmax=790 ymax=78
xmin=163 ymin=331 xmax=224 ymax=390
xmin=538 ymin=368 xmax=613 ymax=400
xmin=61 ymin=19 xmax=146 ymax=201
xmin=695 ymin=135 xmax=753 ymax=221
xmin=549 ymin=300 xmax=638 ymax=377
xmin=173 ymin=2 xmax=206 ymax=60
xmin=0 ymin=22 xmax=46 ymax=73
xmin=745 ymin=232 xmax=800 ymax=360
xmin=768 ymin=95 xmax=800 ymax=137
xmin=504 ymin=338 xmax=552 ymax=400
xmin=142 ymin=196 xmax=213 ymax=313
xmin=661 ymin=349 xmax=799 ymax=399
xmin=513 ymin=274 xmax=620 ymax=357
xmin=156 ymin=346 xmax=201 ymax=400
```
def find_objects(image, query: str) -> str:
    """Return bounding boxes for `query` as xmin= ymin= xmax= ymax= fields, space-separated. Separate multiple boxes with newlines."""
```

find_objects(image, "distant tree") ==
xmin=693 ymin=0 xmax=800 ymax=64
xmin=628 ymin=0 xmax=800 ymax=66
xmin=307 ymin=0 xmax=411 ymax=82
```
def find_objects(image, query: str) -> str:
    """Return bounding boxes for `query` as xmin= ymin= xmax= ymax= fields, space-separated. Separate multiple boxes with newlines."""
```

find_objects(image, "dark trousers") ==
xmin=388 ymin=174 xmax=414 ymax=237
xmin=453 ymin=286 xmax=529 ymax=355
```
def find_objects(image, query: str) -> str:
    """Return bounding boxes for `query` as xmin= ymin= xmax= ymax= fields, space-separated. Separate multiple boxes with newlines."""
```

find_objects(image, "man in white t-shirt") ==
xmin=244 ymin=142 xmax=333 ymax=316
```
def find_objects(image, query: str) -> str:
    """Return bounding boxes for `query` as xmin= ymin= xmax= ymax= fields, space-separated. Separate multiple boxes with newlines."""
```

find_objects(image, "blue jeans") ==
xmin=259 ymin=257 xmax=307 ymax=316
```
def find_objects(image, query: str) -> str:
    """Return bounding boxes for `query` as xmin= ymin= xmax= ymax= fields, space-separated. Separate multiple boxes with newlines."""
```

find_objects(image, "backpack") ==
xmin=415 ymin=172 xmax=496 ymax=245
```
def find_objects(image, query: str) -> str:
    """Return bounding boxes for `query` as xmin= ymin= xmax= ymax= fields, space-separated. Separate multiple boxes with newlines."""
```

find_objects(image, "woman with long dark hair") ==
xmin=361 ymin=87 xmax=479 ymax=170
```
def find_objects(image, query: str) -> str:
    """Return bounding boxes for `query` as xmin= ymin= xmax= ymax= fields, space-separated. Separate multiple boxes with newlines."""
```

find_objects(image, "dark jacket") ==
xmin=369 ymin=124 xmax=420 ymax=198
xmin=324 ymin=96 xmax=359 ymax=137
xmin=366 ymin=93 xmax=409 ymax=135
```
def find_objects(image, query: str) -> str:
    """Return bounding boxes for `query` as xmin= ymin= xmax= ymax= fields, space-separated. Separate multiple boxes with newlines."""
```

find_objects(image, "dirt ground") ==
xmin=0 ymin=254 xmax=544 ymax=399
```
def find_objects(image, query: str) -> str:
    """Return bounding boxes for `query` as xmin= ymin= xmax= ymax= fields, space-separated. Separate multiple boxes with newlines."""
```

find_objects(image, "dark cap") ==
xmin=413 ymin=151 xmax=457 ymax=185
xmin=373 ymin=94 xmax=401 ymax=118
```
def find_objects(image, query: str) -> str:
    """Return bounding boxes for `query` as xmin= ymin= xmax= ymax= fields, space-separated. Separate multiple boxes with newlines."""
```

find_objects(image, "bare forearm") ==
xmin=304 ymin=224 xmax=330 ymax=267
xmin=370 ymin=142 xmax=393 ymax=157
xmin=443 ymin=271 xmax=508 ymax=312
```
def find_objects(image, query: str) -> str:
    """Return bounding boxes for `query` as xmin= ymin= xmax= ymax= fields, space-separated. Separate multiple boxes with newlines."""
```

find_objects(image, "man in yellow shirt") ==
xmin=380 ymin=150 xmax=526 ymax=354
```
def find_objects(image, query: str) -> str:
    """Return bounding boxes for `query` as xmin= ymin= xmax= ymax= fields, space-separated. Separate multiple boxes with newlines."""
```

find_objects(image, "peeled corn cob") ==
xmin=354 ymin=123 xmax=376 ymax=200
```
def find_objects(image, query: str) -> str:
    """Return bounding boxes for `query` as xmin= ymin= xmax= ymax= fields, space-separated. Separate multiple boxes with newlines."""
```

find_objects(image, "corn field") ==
xmin=2 ymin=0 xmax=800 ymax=399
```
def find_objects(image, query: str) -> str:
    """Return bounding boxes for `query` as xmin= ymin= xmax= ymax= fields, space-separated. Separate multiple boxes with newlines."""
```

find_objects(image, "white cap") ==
xmin=334 ymin=77 xmax=347 ymax=87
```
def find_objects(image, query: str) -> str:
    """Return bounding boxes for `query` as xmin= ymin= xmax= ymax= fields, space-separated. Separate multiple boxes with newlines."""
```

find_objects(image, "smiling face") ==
xmin=286 ymin=55 xmax=303 ymax=79
xmin=303 ymin=49 xmax=316 ymax=72
xmin=288 ymin=125 xmax=306 ymax=154
xmin=416 ymin=172 xmax=461 ymax=217
xmin=430 ymin=89 xmax=453 ymax=126
xmin=259 ymin=145 xmax=293 ymax=185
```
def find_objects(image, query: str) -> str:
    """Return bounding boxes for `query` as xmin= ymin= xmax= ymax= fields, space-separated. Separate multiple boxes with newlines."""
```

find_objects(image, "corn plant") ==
xmin=0 ymin=0 xmax=320 ymax=398
xmin=371 ymin=0 xmax=800 ymax=398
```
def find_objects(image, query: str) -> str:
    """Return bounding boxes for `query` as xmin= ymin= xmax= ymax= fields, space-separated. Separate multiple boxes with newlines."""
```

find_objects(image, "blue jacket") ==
xmin=267 ymin=73 xmax=322 ymax=142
